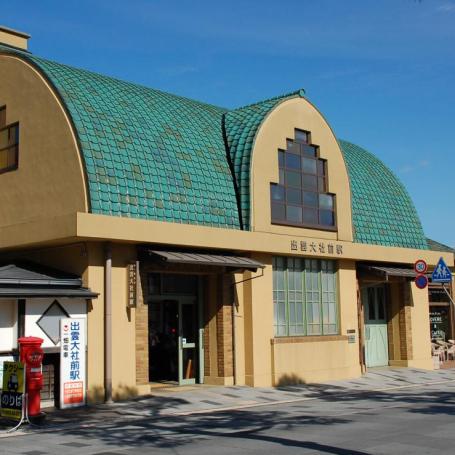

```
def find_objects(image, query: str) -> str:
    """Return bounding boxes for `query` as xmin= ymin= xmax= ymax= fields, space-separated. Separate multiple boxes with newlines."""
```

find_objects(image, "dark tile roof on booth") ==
xmin=0 ymin=45 xmax=430 ymax=249
xmin=339 ymin=140 xmax=428 ymax=249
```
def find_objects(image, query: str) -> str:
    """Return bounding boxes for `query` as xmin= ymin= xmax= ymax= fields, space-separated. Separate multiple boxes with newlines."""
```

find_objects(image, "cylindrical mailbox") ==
xmin=18 ymin=336 xmax=44 ymax=418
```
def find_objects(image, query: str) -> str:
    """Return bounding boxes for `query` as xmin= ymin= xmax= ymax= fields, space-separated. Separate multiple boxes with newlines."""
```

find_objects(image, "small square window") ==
xmin=286 ymin=205 xmax=302 ymax=223
xmin=271 ymin=202 xmax=285 ymax=220
xmin=294 ymin=129 xmax=309 ymax=143
xmin=302 ymin=157 xmax=317 ymax=174
xmin=319 ymin=194 xmax=334 ymax=210
xmin=302 ymin=174 xmax=317 ymax=190
xmin=303 ymin=191 xmax=318 ymax=207
xmin=303 ymin=208 xmax=318 ymax=224
xmin=287 ymin=188 xmax=302 ymax=204
xmin=320 ymin=209 xmax=335 ymax=226
xmin=285 ymin=153 xmax=301 ymax=170
xmin=302 ymin=144 xmax=317 ymax=157
xmin=286 ymin=171 xmax=302 ymax=188
xmin=271 ymin=184 xmax=285 ymax=201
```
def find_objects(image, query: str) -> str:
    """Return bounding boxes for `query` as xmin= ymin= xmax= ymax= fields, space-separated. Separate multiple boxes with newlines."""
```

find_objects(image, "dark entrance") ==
xmin=148 ymin=273 xmax=202 ymax=384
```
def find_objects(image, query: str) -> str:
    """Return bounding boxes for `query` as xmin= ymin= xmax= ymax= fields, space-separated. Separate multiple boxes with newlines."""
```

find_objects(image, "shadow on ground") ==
xmin=22 ymin=383 xmax=455 ymax=455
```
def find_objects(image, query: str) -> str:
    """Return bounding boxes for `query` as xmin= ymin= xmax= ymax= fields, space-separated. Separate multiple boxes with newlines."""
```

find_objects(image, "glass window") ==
xmin=294 ymin=129 xmax=309 ymax=143
xmin=286 ymin=205 xmax=302 ymax=223
xmin=319 ymin=194 xmax=334 ymax=210
xmin=0 ymin=119 xmax=19 ymax=174
xmin=302 ymin=144 xmax=317 ymax=157
xmin=287 ymin=188 xmax=302 ymax=205
xmin=271 ymin=184 xmax=285 ymax=201
xmin=285 ymin=153 xmax=300 ymax=170
xmin=303 ymin=191 xmax=318 ymax=207
xmin=273 ymin=257 xmax=338 ymax=336
xmin=286 ymin=171 xmax=301 ymax=188
xmin=270 ymin=129 xmax=336 ymax=228
xmin=271 ymin=203 xmax=285 ymax=220
xmin=302 ymin=157 xmax=317 ymax=174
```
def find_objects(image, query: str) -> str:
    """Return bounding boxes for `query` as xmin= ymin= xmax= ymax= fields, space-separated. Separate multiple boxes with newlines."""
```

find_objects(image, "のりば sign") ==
xmin=60 ymin=318 xmax=86 ymax=409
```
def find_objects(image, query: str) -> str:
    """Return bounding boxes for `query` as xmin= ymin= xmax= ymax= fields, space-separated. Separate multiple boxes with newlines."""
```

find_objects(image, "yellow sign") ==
xmin=1 ymin=361 xmax=25 ymax=420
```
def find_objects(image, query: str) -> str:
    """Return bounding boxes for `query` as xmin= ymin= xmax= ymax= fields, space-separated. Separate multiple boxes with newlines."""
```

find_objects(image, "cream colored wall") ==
xmin=243 ymin=254 xmax=274 ymax=387
xmin=110 ymin=243 xmax=138 ymax=399
xmin=0 ymin=55 xmax=88 ymax=228
xmin=85 ymin=243 xmax=105 ymax=403
xmin=250 ymin=97 xmax=353 ymax=242
xmin=271 ymin=259 xmax=361 ymax=385
xmin=233 ymin=271 xmax=246 ymax=385
xmin=408 ymin=283 xmax=433 ymax=369
xmin=0 ymin=29 xmax=28 ymax=50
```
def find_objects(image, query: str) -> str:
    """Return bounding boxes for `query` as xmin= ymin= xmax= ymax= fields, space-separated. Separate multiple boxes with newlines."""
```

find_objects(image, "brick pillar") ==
xmin=135 ymin=269 xmax=149 ymax=384
xmin=399 ymin=283 xmax=413 ymax=361
xmin=216 ymin=274 xmax=234 ymax=378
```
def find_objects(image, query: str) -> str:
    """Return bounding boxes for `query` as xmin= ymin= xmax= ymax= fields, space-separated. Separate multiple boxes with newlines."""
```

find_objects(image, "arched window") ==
xmin=270 ymin=129 xmax=335 ymax=229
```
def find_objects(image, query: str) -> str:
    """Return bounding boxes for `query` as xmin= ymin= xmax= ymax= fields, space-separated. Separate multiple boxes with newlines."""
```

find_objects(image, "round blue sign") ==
xmin=415 ymin=274 xmax=428 ymax=289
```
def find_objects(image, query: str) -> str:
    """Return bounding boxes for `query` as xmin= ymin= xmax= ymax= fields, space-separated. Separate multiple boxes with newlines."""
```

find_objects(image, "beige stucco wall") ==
xmin=0 ymin=29 xmax=29 ymax=50
xmin=0 ymin=55 xmax=88 ymax=228
xmin=408 ymin=283 xmax=433 ymax=369
xmin=250 ymin=97 xmax=353 ymax=242
xmin=84 ymin=242 xmax=138 ymax=402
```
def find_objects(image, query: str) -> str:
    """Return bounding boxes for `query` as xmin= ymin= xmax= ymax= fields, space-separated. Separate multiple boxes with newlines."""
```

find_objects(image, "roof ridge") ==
xmin=231 ymin=88 xmax=305 ymax=112
xmin=0 ymin=45 xmax=228 ymax=113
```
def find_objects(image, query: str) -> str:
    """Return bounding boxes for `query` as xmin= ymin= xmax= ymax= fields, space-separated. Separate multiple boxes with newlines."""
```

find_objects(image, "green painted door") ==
xmin=178 ymin=297 xmax=199 ymax=385
xmin=363 ymin=286 xmax=389 ymax=367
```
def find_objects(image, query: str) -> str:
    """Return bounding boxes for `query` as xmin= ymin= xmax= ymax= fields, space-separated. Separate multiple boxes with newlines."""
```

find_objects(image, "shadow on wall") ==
xmin=113 ymin=383 xmax=139 ymax=401
xmin=275 ymin=373 xmax=307 ymax=387
xmin=87 ymin=384 xmax=139 ymax=404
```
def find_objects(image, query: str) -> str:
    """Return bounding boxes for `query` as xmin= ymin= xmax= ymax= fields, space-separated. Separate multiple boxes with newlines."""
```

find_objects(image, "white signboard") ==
xmin=60 ymin=318 xmax=86 ymax=409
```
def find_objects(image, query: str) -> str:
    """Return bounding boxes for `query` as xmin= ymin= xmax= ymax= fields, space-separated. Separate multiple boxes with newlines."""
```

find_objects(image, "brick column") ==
xmin=399 ymin=283 xmax=413 ymax=361
xmin=135 ymin=269 xmax=149 ymax=384
xmin=216 ymin=274 xmax=234 ymax=378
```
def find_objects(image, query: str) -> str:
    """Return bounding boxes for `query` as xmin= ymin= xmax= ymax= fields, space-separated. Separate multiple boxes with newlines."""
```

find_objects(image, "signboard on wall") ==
xmin=60 ymin=318 xmax=86 ymax=409
xmin=1 ymin=361 xmax=25 ymax=420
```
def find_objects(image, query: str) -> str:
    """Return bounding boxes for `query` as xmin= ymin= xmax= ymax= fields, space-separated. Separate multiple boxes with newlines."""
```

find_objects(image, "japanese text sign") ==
xmin=60 ymin=318 xmax=86 ymax=409
xmin=1 ymin=361 xmax=25 ymax=420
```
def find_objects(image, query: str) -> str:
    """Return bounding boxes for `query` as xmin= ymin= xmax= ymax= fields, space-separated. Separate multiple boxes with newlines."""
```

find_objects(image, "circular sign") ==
xmin=415 ymin=274 xmax=428 ymax=289
xmin=414 ymin=259 xmax=428 ymax=274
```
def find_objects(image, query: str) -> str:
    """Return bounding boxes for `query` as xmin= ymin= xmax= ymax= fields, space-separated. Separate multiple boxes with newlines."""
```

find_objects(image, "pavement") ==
xmin=1 ymin=366 xmax=454 ymax=436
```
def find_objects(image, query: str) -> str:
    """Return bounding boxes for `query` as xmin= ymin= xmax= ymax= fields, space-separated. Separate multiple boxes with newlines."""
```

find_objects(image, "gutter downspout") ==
xmin=104 ymin=242 xmax=113 ymax=403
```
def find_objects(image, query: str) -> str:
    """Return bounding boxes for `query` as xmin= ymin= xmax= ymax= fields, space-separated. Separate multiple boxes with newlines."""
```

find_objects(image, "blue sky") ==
xmin=3 ymin=0 xmax=454 ymax=248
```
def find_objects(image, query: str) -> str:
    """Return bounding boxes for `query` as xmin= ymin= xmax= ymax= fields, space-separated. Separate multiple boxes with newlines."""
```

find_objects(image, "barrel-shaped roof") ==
xmin=339 ymin=140 xmax=428 ymax=249
xmin=0 ymin=46 xmax=429 ymax=249
xmin=3 ymin=47 xmax=241 ymax=229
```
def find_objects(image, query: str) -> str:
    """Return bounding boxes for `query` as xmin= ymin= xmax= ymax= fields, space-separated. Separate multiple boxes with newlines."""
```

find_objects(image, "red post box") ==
xmin=18 ymin=336 xmax=44 ymax=418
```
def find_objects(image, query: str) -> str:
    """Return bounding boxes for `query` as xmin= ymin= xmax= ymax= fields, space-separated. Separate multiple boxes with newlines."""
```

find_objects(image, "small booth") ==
xmin=0 ymin=263 xmax=97 ymax=408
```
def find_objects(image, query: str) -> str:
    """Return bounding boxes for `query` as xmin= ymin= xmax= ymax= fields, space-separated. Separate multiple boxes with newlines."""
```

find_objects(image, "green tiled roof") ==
xmin=224 ymin=89 xmax=305 ymax=229
xmin=0 ymin=46 xmax=431 ymax=249
xmin=427 ymin=238 xmax=454 ymax=253
xmin=0 ymin=46 xmax=241 ymax=229
xmin=339 ymin=140 xmax=428 ymax=249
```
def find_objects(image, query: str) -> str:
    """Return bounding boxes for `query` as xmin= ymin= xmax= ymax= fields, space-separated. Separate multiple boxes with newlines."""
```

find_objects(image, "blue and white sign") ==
xmin=431 ymin=258 xmax=452 ymax=284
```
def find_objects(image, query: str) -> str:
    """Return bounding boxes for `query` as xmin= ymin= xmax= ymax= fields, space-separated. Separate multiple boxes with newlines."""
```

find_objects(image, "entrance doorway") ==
xmin=363 ymin=286 xmax=389 ymax=367
xmin=148 ymin=274 xmax=203 ymax=385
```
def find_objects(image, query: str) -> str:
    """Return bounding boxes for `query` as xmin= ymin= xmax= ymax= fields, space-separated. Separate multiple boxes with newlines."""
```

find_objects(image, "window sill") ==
xmin=271 ymin=335 xmax=348 ymax=344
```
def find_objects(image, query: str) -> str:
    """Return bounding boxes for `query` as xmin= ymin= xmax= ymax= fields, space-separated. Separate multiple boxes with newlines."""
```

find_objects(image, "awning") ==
xmin=148 ymin=250 xmax=265 ymax=272
xmin=0 ymin=287 xmax=98 ymax=298
xmin=358 ymin=264 xmax=416 ymax=280
xmin=0 ymin=263 xmax=98 ymax=299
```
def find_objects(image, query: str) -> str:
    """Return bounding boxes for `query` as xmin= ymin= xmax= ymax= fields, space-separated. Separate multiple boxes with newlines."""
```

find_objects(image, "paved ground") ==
xmin=1 ymin=368 xmax=454 ymax=454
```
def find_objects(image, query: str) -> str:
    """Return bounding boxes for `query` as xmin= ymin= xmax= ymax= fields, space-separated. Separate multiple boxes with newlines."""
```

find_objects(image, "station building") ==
xmin=0 ymin=27 xmax=453 ymax=406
